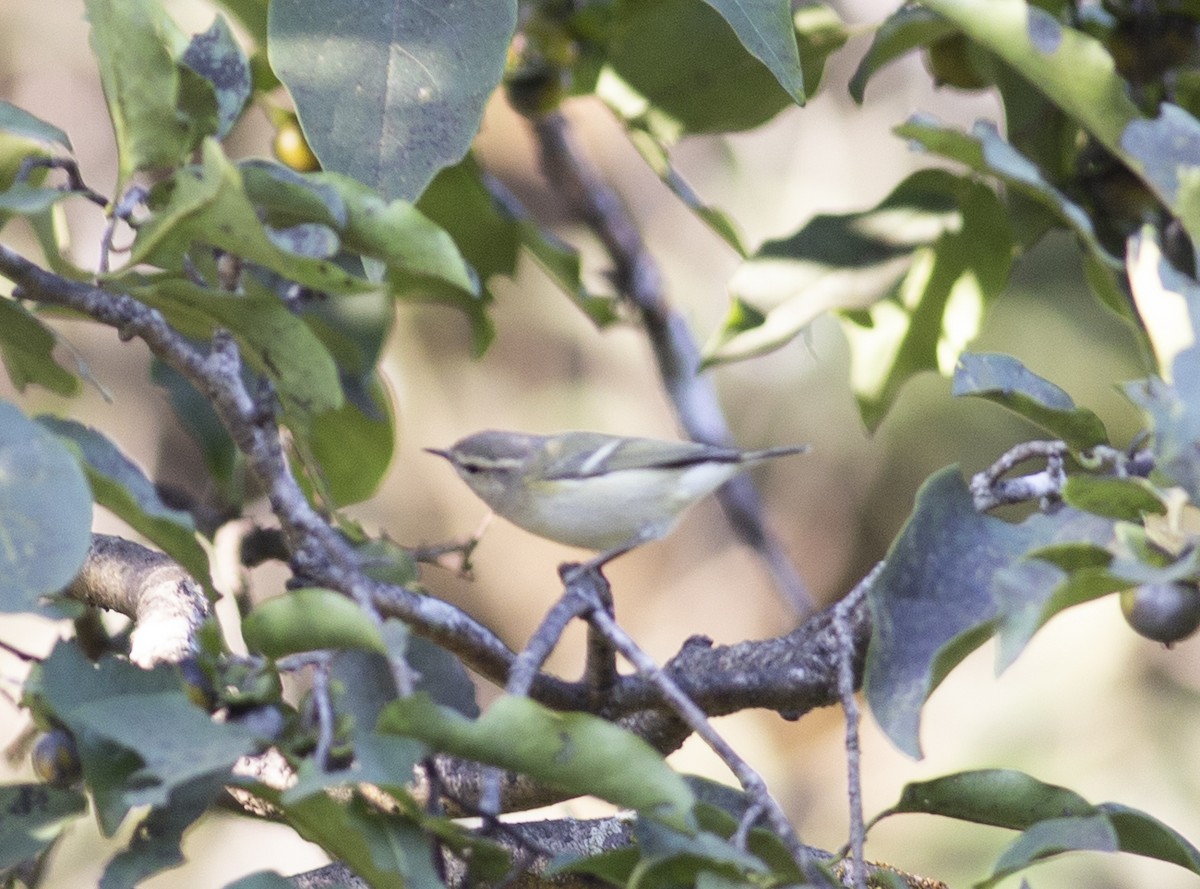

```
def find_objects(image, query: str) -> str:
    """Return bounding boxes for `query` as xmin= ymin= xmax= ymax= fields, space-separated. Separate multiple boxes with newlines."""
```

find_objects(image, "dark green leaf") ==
xmin=262 ymin=791 xmax=417 ymax=889
xmin=37 ymin=417 xmax=210 ymax=588
xmin=417 ymin=155 xmax=520 ymax=283
xmin=31 ymin=643 xmax=257 ymax=831
xmin=918 ymin=0 xmax=1200 ymax=249
xmin=125 ymin=276 xmax=343 ymax=419
xmin=0 ymin=101 xmax=71 ymax=150
xmin=0 ymin=784 xmax=86 ymax=869
xmin=981 ymin=814 xmax=1118 ymax=886
xmin=865 ymin=468 xmax=1110 ymax=757
xmin=222 ymin=873 xmax=295 ymax=889
xmin=379 ymin=694 xmax=695 ymax=830
xmin=699 ymin=0 xmax=806 ymax=104
xmin=605 ymin=0 xmax=797 ymax=134
xmin=85 ymin=0 xmax=214 ymax=182
xmin=242 ymin=588 xmax=386 ymax=658
xmin=951 ymin=352 xmax=1109 ymax=448
xmin=1062 ymin=476 xmax=1165 ymax=521
xmin=849 ymin=6 xmax=955 ymax=103
xmin=268 ymin=0 xmax=517 ymax=201
xmin=180 ymin=16 xmax=251 ymax=139
xmin=99 ymin=776 xmax=223 ymax=889
xmin=0 ymin=400 xmax=92 ymax=613
xmin=887 ymin=770 xmax=1095 ymax=828
xmin=883 ymin=770 xmax=1200 ymax=880
xmin=301 ymin=372 xmax=394 ymax=506
xmin=0 ymin=299 xmax=79 ymax=395
xmin=1101 ymin=802 xmax=1200 ymax=872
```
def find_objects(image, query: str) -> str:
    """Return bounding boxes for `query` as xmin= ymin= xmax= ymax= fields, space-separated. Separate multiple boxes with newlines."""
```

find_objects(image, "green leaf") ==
xmin=259 ymin=790 xmax=421 ymax=889
xmin=846 ymin=180 xmax=1012 ymax=429
xmin=85 ymin=0 xmax=215 ymax=183
xmin=711 ymin=168 xmax=964 ymax=365
xmin=238 ymin=158 xmax=347 ymax=231
xmin=119 ymin=140 xmax=370 ymax=295
xmin=887 ymin=769 xmax=1096 ymax=828
xmin=882 ymin=771 xmax=1200 ymax=882
xmin=0 ymin=101 xmax=71 ymax=150
xmin=418 ymin=155 xmax=614 ymax=326
xmin=417 ymin=155 xmax=520 ymax=283
xmin=179 ymin=16 xmax=251 ymax=139
xmin=604 ymin=0 xmax=798 ymax=134
xmin=0 ymin=299 xmax=79 ymax=395
xmin=31 ymin=643 xmax=258 ymax=832
xmin=916 ymin=0 xmax=1200 ymax=250
xmin=37 ymin=417 xmax=210 ymax=590
xmin=125 ymin=276 xmax=343 ymax=419
xmin=378 ymin=694 xmax=695 ymax=830
xmin=298 ymin=373 xmax=394 ymax=507
xmin=268 ymin=0 xmax=517 ymax=201
xmin=311 ymin=171 xmax=490 ymax=353
xmin=849 ymin=6 xmax=955 ymax=103
xmin=0 ymin=400 xmax=92 ymax=614
xmin=0 ymin=784 xmax=86 ymax=869
xmin=1062 ymin=476 xmax=1166 ymax=521
xmin=99 ymin=776 xmax=223 ymax=889
xmin=243 ymin=588 xmax=386 ymax=658
xmin=699 ymin=0 xmax=806 ymax=104
xmin=951 ymin=352 xmax=1109 ymax=448
xmin=864 ymin=468 xmax=1111 ymax=757
xmin=897 ymin=115 xmax=1132 ymax=320
xmin=982 ymin=814 xmax=1118 ymax=886
xmin=1101 ymin=802 xmax=1200 ymax=872
xmin=222 ymin=873 xmax=295 ymax=889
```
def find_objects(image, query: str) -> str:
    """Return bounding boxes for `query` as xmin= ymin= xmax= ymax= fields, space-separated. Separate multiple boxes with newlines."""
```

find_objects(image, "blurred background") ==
xmin=2 ymin=1 xmax=1196 ymax=887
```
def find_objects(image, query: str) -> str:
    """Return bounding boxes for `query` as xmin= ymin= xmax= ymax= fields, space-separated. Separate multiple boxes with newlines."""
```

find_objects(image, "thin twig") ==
xmin=970 ymin=440 xmax=1068 ymax=511
xmin=528 ymin=110 xmax=812 ymax=616
xmin=579 ymin=573 xmax=814 ymax=876
xmin=832 ymin=564 xmax=883 ymax=889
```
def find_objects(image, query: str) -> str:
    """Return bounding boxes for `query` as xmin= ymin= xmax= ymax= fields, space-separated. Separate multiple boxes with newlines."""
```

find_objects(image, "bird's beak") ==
xmin=424 ymin=447 xmax=451 ymax=461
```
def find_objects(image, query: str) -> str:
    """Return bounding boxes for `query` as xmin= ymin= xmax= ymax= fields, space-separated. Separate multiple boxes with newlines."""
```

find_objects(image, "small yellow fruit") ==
xmin=274 ymin=118 xmax=320 ymax=172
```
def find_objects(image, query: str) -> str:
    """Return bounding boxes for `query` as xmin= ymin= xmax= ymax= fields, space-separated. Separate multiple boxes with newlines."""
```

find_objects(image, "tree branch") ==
xmin=66 ymin=533 xmax=208 ymax=667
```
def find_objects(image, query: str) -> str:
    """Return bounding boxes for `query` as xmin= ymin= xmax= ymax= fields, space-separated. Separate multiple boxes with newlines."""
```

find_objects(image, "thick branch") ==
xmin=66 ymin=533 xmax=208 ymax=667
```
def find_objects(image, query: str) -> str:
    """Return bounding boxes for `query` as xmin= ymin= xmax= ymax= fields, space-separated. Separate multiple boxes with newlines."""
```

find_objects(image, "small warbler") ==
xmin=426 ymin=430 xmax=807 ymax=554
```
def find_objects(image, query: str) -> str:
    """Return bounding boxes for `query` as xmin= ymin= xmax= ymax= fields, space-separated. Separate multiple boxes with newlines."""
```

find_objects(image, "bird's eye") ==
xmin=459 ymin=462 xmax=483 ymax=475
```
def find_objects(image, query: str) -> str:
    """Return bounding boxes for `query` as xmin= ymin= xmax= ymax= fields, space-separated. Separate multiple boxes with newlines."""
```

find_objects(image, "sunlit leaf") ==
xmin=242 ymin=588 xmax=386 ymax=658
xmin=379 ymin=694 xmax=695 ymax=830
